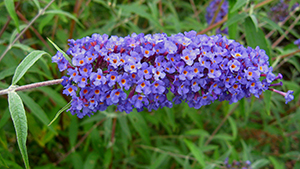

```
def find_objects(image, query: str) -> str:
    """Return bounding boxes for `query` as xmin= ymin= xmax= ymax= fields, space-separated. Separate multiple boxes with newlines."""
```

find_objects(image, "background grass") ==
xmin=0 ymin=0 xmax=300 ymax=168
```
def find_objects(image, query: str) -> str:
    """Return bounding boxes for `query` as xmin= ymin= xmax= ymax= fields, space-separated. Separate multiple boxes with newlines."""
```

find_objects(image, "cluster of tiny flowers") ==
xmin=269 ymin=0 xmax=299 ymax=22
xmin=52 ymin=31 xmax=294 ymax=118
xmin=294 ymin=39 xmax=300 ymax=49
xmin=223 ymin=158 xmax=252 ymax=169
xmin=205 ymin=0 xmax=228 ymax=34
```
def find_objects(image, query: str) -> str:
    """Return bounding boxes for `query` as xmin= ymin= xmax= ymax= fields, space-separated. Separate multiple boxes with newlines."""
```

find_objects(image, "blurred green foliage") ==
xmin=0 ymin=0 xmax=300 ymax=168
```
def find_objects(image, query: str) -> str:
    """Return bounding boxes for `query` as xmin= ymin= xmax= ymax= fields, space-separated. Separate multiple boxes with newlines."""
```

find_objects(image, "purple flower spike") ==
xmin=52 ymin=31 xmax=294 ymax=118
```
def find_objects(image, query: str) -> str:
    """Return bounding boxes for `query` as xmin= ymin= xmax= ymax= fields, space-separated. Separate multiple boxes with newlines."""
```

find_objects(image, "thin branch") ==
xmin=204 ymin=104 xmax=239 ymax=146
xmin=189 ymin=0 xmax=200 ymax=22
xmin=0 ymin=0 xmax=55 ymax=62
xmin=209 ymin=0 xmax=225 ymax=26
xmin=16 ymin=10 xmax=53 ymax=53
xmin=271 ymin=12 xmax=300 ymax=48
xmin=0 ymin=79 xmax=63 ymax=95
xmin=272 ymin=49 xmax=300 ymax=61
xmin=68 ymin=0 xmax=83 ymax=39
xmin=265 ymin=6 xmax=299 ymax=39
xmin=273 ymin=49 xmax=300 ymax=71
xmin=158 ymin=0 xmax=164 ymax=26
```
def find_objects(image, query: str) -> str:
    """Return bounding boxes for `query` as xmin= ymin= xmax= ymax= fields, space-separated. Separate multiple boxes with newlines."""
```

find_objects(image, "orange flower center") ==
xmin=121 ymin=79 xmax=126 ymax=84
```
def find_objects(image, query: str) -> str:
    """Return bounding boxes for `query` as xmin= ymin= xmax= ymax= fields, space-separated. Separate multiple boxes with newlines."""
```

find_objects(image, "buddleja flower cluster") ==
xmin=269 ymin=0 xmax=299 ymax=22
xmin=223 ymin=158 xmax=252 ymax=169
xmin=52 ymin=31 xmax=294 ymax=118
xmin=206 ymin=0 xmax=228 ymax=34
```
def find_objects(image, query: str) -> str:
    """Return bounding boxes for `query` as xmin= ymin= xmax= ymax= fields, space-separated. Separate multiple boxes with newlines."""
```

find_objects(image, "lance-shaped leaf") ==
xmin=4 ymin=0 xmax=20 ymax=32
xmin=8 ymin=92 xmax=29 ymax=169
xmin=12 ymin=50 xmax=50 ymax=85
xmin=47 ymin=38 xmax=72 ymax=64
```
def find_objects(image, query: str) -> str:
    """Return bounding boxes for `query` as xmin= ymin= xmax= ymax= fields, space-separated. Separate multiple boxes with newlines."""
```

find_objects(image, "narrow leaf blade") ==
xmin=48 ymin=101 xmax=71 ymax=126
xmin=230 ymin=0 xmax=247 ymax=13
xmin=4 ymin=0 xmax=20 ymax=32
xmin=47 ymin=38 xmax=72 ymax=64
xmin=222 ymin=12 xmax=247 ymax=30
xmin=184 ymin=139 xmax=206 ymax=167
xmin=0 ymin=153 xmax=8 ymax=168
xmin=12 ymin=50 xmax=50 ymax=85
xmin=18 ymin=93 xmax=56 ymax=134
xmin=244 ymin=17 xmax=270 ymax=56
xmin=44 ymin=10 xmax=85 ymax=28
xmin=8 ymin=92 xmax=29 ymax=168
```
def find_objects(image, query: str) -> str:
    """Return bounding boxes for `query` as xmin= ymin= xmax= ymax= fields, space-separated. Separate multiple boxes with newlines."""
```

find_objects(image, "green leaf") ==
xmin=230 ymin=0 xmax=247 ymax=13
xmin=8 ymin=92 xmax=29 ymax=169
xmin=44 ymin=10 xmax=85 ymax=28
xmin=0 ymin=153 xmax=8 ymax=168
xmin=0 ymin=109 xmax=10 ymax=130
xmin=69 ymin=116 xmax=78 ymax=147
xmin=32 ymin=0 xmax=41 ymax=10
xmin=37 ymin=87 xmax=67 ymax=107
xmin=47 ymin=38 xmax=72 ymax=64
xmin=0 ymin=66 xmax=16 ymax=81
xmin=83 ymin=152 xmax=99 ymax=169
xmin=244 ymin=16 xmax=270 ymax=56
xmin=249 ymin=14 xmax=258 ymax=31
xmin=72 ymin=152 xmax=83 ymax=169
xmin=150 ymin=153 xmax=168 ymax=169
xmin=12 ymin=44 xmax=34 ymax=53
xmin=4 ymin=0 xmax=20 ymax=32
xmin=119 ymin=3 xmax=164 ymax=31
xmin=263 ymin=91 xmax=272 ymax=115
xmin=184 ymin=139 xmax=206 ymax=167
xmin=228 ymin=116 xmax=237 ymax=140
xmin=251 ymin=159 xmax=269 ymax=169
xmin=222 ymin=12 xmax=247 ymax=30
xmin=103 ymin=149 xmax=112 ymax=168
xmin=184 ymin=129 xmax=209 ymax=137
xmin=12 ymin=50 xmax=50 ymax=85
xmin=117 ymin=115 xmax=131 ymax=140
xmin=18 ymin=93 xmax=56 ymax=134
xmin=128 ymin=111 xmax=150 ymax=145
xmin=38 ymin=14 xmax=54 ymax=33
xmin=268 ymin=156 xmax=285 ymax=169
xmin=260 ymin=17 xmax=285 ymax=36
xmin=241 ymin=140 xmax=251 ymax=162
xmin=48 ymin=101 xmax=71 ymax=126
xmin=228 ymin=0 xmax=238 ymax=39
